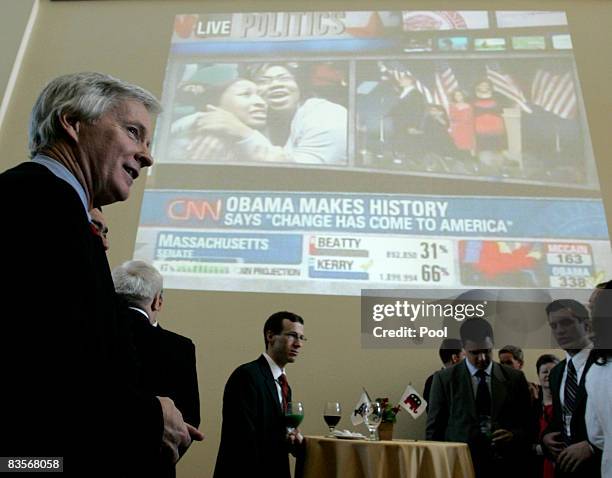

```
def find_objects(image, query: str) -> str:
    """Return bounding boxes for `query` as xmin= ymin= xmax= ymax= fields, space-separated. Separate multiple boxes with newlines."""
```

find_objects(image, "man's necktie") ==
xmin=278 ymin=373 xmax=289 ymax=413
xmin=564 ymin=359 xmax=578 ymax=413
xmin=475 ymin=369 xmax=491 ymax=417
xmin=563 ymin=359 xmax=578 ymax=442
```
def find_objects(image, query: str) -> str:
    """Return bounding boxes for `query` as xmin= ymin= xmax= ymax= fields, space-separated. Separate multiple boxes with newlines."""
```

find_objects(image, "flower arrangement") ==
xmin=377 ymin=397 xmax=401 ymax=423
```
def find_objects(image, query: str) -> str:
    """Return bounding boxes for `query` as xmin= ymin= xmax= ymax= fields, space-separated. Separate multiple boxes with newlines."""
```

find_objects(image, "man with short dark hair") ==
xmin=499 ymin=344 xmax=542 ymax=402
xmin=498 ymin=344 xmax=524 ymax=370
xmin=426 ymin=318 xmax=532 ymax=478
xmin=542 ymin=299 xmax=600 ymax=477
xmin=214 ymin=311 xmax=306 ymax=478
xmin=0 ymin=72 xmax=202 ymax=473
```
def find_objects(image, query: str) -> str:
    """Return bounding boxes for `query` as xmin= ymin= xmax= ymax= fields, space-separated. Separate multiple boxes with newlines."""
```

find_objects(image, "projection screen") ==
xmin=133 ymin=9 xmax=612 ymax=295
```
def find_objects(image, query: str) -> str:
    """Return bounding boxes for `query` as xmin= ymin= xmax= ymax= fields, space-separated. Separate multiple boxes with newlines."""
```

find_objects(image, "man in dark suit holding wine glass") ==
xmin=426 ymin=317 xmax=532 ymax=478
xmin=214 ymin=311 xmax=306 ymax=478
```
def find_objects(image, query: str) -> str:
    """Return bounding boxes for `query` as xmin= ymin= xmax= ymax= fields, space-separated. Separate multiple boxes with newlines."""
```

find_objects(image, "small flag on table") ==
xmin=399 ymin=384 xmax=427 ymax=418
xmin=351 ymin=390 xmax=371 ymax=426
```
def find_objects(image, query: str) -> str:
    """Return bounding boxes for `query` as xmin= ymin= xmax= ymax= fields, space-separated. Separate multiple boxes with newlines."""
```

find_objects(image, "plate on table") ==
xmin=330 ymin=430 xmax=367 ymax=440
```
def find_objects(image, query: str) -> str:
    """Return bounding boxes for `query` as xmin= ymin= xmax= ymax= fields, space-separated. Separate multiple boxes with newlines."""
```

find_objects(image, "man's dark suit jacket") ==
xmin=214 ymin=354 xmax=292 ymax=478
xmin=546 ymin=354 xmax=601 ymax=477
xmin=423 ymin=371 xmax=438 ymax=413
xmin=0 ymin=162 xmax=163 ymax=474
xmin=128 ymin=308 xmax=200 ymax=427
xmin=388 ymin=87 xmax=426 ymax=130
xmin=387 ymin=87 xmax=426 ymax=158
xmin=426 ymin=361 xmax=532 ymax=478
xmin=128 ymin=308 xmax=200 ymax=477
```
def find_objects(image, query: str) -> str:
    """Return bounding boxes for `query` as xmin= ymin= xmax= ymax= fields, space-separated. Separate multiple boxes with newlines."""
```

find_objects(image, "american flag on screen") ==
xmin=415 ymin=78 xmax=435 ymax=104
xmin=531 ymin=69 xmax=577 ymax=119
xmin=433 ymin=63 xmax=459 ymax=113
xmin=486 ymin=64 xmax=532 ymax=113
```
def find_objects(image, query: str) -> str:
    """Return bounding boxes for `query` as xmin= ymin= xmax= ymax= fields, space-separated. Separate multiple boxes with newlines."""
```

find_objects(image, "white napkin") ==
xmin=330 ymin=429 xmax=367 ymax=439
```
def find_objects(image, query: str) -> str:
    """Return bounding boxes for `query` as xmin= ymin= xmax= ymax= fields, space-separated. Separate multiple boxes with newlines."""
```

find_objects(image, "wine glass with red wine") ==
xmin=324 ymin=401 xmax=342 ymax=436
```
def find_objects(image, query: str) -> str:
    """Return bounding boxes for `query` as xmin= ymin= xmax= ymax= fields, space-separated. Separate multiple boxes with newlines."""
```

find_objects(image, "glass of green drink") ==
xmin=284 ymin=401 xmax=304 ymax=432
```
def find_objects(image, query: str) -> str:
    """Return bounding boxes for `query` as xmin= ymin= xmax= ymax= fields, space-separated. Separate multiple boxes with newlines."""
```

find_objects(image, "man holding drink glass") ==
xmin=426 ymin=317 xmax=532 ymax=478
xmin=214 ymin=311 xmax=306 ymax=478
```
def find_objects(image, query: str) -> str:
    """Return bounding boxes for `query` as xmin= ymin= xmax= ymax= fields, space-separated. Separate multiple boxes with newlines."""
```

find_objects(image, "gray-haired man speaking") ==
xmin=0 ymin=72 xmax=202 ymax=474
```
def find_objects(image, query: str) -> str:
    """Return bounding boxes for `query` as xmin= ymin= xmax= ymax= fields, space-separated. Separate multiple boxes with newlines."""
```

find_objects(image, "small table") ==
xmin=300 ymin=435 xmax=475 ymax=478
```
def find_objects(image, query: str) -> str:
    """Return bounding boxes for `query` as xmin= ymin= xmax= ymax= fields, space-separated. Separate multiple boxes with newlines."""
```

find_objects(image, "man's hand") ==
xmin=180 ymin=423 xmax=204 ymax=457
xmin=287 ymin=428 xmax=304 ymax=446
xmin=542 ymin=431 xmax=566 ymax=459
xmin=187 ymin=423 xmax=205 ymax=441
xmin=158 ymin=396 xmax=192 ymax=464
xmin=557 ymin=441 xmax=593 ymax=473
xmin=491 ymin=428 xmax=513 ymax=444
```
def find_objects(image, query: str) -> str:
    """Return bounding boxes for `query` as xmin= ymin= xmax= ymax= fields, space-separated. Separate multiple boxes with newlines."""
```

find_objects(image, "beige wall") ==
xmin=0 ymin=0 xmax=35 ymax=106
xmin=0 ymin=1 xmax=608 ymax=476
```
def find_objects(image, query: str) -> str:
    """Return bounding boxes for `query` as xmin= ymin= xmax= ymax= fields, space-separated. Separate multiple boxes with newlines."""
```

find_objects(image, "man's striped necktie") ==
xmin=562 ymin=359 xmax=578 ymax=443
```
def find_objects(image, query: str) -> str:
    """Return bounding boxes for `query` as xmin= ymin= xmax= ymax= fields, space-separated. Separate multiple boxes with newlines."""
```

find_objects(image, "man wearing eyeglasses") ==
xmin=426 ymin=317 xmax=532 ymax=478
xmin=214 ymin=311 xmax=306 ymax=478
